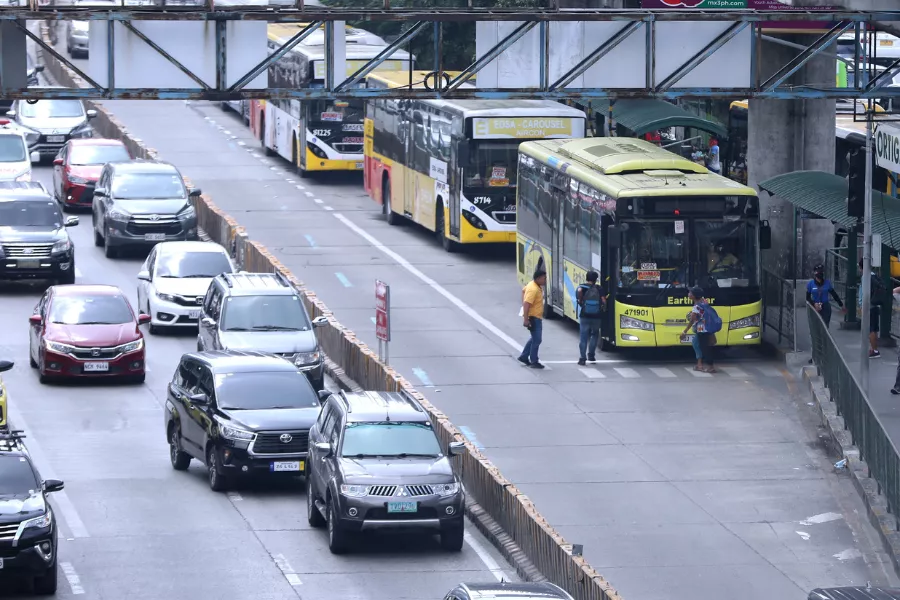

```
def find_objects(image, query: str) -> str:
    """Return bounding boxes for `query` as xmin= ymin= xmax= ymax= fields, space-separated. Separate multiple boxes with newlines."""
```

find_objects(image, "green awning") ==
xmin=759 ymin=170 xmax=900 ymax=250
xmin=588 ymin=99 xmax=729 ymax=140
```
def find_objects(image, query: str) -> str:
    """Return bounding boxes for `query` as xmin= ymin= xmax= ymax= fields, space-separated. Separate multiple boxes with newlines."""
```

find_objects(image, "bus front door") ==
xmin=550 ymin=188 xmax=565 ymax=310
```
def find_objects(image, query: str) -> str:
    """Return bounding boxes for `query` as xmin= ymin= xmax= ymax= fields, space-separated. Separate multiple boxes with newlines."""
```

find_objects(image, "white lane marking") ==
xmin=74 ymin=267 xmax=82 ymax=278
xmin=223 ymin=130 xmax=231 ymax=135
xmin=758 ymin=365 xmax=783 ymax=377
xmin=227 ymin=492 xmax=243 ymax=502
xmin=833 ymin=548 xmax=863 ymax=561
xmin=304 ymin=191 xmax=314 ymax=197
xmin=579 ymin=367 xmax=605 ymax=379
xmin=613 ymin=367 xmax=640 ymax=378
xmin=543 ymin=359 xmax=626 ymax=364
xmin=295 ymin=184 xmax=305 ymax=190
xmin=464 ymin=531 xmax=506 ymax=582
xmin=286 ymin=179 xmax=295 ymax=183
xmin=7 ymin=404 xmax=89 ymax=539
xmin=649 ymin=367 xmax=676 ymax=378
xmin=237 ymin=141 xmax=246 ymax=146
xmin=800 ymin=512 xmax=843 ymax=526
xmin=686 ymin=367 xmax=712 ymax=378
xmin=334 ymin=213 xmax=522 ymax=351
xmin=272 ymin=553 xmax=303 ymax=585
xmin=61 ymin=562 xmax=85 ymax=594
xmin=796 ymin=531 xmax=810 ymax=541
xmin=270 ymin=166 xmax=279 ymax=171
xmin=314 ymin=198 xmax=324 ymax=204
xmin=720 ymin=366 xmax=749 ymax=378
xmin=285 ymin=574 xmax=303 ymax=586
xmin=324 ymin=207 xmax=334 ymax=212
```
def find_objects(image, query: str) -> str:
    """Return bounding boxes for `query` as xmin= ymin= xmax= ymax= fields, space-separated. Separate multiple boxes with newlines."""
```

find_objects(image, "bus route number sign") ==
xmin=376 ymin=280 xmax=391 ymax=342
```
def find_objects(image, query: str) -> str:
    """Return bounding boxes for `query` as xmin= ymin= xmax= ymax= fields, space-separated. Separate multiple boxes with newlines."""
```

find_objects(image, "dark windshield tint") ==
xmin=0 ymin=455 xmax=39 ymax=495
xmin=464 ymin=141 xmax=519 ymax=189
xmin=49 ymin=294 xmax=134 ymax=325
xmin=221 ymin=296 xmax=311 ymax=332
xmin=0 ymin=201 xmax=62 ymax=228
xmin=214 ymin=371 xmax=316 ymax=410
xmin=20 ymin=100 xmax=84 ymax=119
xmin=69 ymin=144 xmax=130 ymax=166
xmin=111 ymin=172 xmax=185 ymax=200
xmin=341 ymin=422 xmax=442 ymax=457
xmin=0 ymin=134 xmax=27 ymax=162
xmin=157 ymin=251 xmax=232 ymax=278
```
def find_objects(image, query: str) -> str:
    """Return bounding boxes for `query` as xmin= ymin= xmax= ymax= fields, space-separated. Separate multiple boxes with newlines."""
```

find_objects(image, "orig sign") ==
xmin=875 ymin=124 xmax=900 ymax=175
xmin=472 ymin=117 xmax=582 ymax=140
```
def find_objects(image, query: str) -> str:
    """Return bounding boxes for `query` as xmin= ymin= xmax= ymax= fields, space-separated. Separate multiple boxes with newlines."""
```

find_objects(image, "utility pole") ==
xmin=859 ymin=110 xmax=874 ymax=394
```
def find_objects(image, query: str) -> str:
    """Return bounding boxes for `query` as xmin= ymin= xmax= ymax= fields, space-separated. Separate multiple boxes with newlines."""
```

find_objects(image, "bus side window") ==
xmin=578 ymin=184 xmax=593 ymax=268
xmin=564 ymin=184 xmax=578 ymax=262
xmin=590 ymin=189 xmax=602 ymax=272
xmin=537 ymin=167 xmax=553 ymax=247
xmin=517 ymin=155 xmax=539 ymax=242
xmin=413 ymin=110 xmax=428 ymax=174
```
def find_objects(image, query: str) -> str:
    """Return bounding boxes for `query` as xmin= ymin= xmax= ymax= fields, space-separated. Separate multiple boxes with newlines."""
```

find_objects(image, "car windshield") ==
xmin=69 ymin=144 xmax=130 ymax=166
xmin=19 ymin=100 xmax=85 ymax=119
xmin=340 ymin=422 xmax=442 ymax=458
xmin=0 ymin=201 xmax=62 ymax=228
xmin=464 ymin=140 xmax=519 ymax=189
xmin=111 ymin=172 xmax=185 ymax=200
xmin=214 ymin=371 xmax=317 ymax=410
xmin=0 ymin=134 xmax=27 ymax=162
xmin=157 ymin=251 xmax=232 ymax=278
xmin=221 ymin=295 xmax=311 ymax=331
xmin=0 ymin=455 xmax=39 ymax=496
xmin=49 ymin=294 xmax=134 ymax=325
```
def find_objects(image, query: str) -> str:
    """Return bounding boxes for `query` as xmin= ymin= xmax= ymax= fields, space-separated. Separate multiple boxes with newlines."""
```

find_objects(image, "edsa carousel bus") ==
xmin=364 ymin=70 xmax=586 ymax=251
xmin=249 ymin=24 xmax=414 ymax=177
xmin=516 ymin=137 xmax=771 ymax=349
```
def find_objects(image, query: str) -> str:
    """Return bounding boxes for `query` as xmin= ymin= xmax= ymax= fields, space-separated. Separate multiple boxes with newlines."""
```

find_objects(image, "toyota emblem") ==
xmin=279 ymin=434 xmax=293 ymax=444
xmin=150 ymin=215 xmax=160 ymax=221
xmin=90 ymin=348 xmax=100 ymax=357
xmin=196 ymin=297 xmax=203 ymax=305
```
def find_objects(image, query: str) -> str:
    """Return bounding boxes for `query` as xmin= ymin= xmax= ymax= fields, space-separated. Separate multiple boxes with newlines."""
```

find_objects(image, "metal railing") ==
xmin=808 ymin=304 xmax=900 ymax=531
xmin=761 ymin=267 xmax=794 ymax=349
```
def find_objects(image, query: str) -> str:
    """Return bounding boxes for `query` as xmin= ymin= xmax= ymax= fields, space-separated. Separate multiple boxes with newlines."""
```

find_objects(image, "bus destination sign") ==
xmin=472 ymin=117 xmax=582 ymax=140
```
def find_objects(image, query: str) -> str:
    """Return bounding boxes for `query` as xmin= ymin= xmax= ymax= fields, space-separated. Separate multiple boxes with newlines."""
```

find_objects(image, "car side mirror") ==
xmin=30 ymin=151 xmax=40 ymax=163
xmin=312 ymin=316 xmax=328 ymax=328
xmin=64 ymin=216 xmax=78 ymax=227
xmin=29 ymin=314 xmax=42 ymax=325
xmin=43 ymin=479 xmax=64 ymax=493
xmin=0 ymin=360 xmax=13 ymax=373
xmin=86 ymin=109 xmax=97 ymax=119
xmin=201 ymin=317 xmax=216 ymax=327
xmin=317 ymin=389 xmax=330 ymax=404
xmin=6 ymin=110 xmax=16 ymax=118
xmin=137 ymin=270 xmax=150 ymax=281
xmin=314 ymin=441 xmax=333 ymax=457
xmin=448 ymin=441 xmax=466 ymax=456
xmin=189 ymin=188 xmax=202 ymax=197
xmin=138 ymin=314 xmax=151 ymax=325
xmin=35 ymin=65 xmax=45 ymax=73
xmin=188 ymin=392 xmax=209 ymax=405
xmin=53 ymin=157 xmax=63 ymax=166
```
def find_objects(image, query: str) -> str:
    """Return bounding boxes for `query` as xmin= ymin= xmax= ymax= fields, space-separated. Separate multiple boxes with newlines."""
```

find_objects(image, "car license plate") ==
xmin=680 ymin=334 xmax=694 ymax=344
xmin=271 ymin=461 xmax=303 ymax=472
xmin=188 ymin=310 xmax=200 ymax=319
xmin=83 ymin=361 xmax=109 ymax=372
xmin=355 ymin=162 xmax=363 ymax=169
xmin=17 ymin=259 xmax=40 ymax=269
xmin=47 ymin=135 xmax=65 ymax=143
xmin=387 ymin=501 xmax=417 ymax=513
xmin=144 ymin=233 xmax=166 ymax=241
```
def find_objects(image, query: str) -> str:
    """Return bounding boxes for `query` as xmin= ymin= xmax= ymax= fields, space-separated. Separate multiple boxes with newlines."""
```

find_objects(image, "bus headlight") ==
xmin=307 ymin=142 xmax=328 ymax=159
xmin=728 ymin=314 xmax=760 ymax=330
xmin=620 ymin=315 xmax=654 ymax=331
xmin=462 ymin=209 xmax=487 ymax=230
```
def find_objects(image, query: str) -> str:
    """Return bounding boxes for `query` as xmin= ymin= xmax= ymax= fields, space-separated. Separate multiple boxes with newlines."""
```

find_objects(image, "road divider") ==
xmin=37 ymin=27 xmax=622 ymax=600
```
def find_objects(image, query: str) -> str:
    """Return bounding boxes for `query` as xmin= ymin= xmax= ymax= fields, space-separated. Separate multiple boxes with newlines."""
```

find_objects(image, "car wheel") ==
xmin=207 ymin=446 xmax=228 ymax=492
xmin=57 ymin=268 xmax=76 ymax=285
xmin=440 ymin=523 xmax=465 ymax=552
xmin=169 ymin=425 xmax=191 ymax=471
xmin=33 ymin=561 xmax=58 ymax=595
xmin=327 ymin=499 xmax=348 ymax=554
xmin=131 ymin=373 xmax=146 ymax=385
xmin=103 ymin=233 xmax=118 ymax=258
xmin=307 ymin=479 xmax=325 ymax=528
xmin=29 ymin=354 xmax=37 ymax=368
xmin=93 ymin=217 xmax=103 ymax=247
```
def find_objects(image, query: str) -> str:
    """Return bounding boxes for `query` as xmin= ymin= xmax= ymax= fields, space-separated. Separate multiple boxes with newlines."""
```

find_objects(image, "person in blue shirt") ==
xmin=806 ymin=264 xmax=845 ymax=327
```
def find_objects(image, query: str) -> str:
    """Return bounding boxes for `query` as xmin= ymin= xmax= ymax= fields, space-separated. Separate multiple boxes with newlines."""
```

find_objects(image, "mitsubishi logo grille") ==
xmin=396 ymin=487 xmax=408 ymax=497
xmin=90 ymin=348 xmax=101 ymax=357
xmin=279 ymin=434 xmax=293 ymax=444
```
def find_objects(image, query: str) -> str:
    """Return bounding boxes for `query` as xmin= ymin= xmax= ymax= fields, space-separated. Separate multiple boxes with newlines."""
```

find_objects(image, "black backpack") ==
xmin=580 ymin=284 xmax=604 ymax=318
xmin=872 ymin=273 xmax=887 ymax=306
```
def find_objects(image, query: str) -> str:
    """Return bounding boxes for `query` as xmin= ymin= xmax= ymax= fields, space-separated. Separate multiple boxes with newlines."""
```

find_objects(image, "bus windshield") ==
xmin=307 ymin=99 xmax=364 ymax=125
xmin=619 ymin=219 xmax=688 ymax=290
xmin=694 ymin=219 xmax=757 ymax=288
xmin=464 ymin=141 xmax=519 ymax=189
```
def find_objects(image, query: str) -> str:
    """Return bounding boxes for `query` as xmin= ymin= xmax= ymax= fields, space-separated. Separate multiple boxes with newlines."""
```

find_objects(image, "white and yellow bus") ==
xmin=249 ymin=24 xmax=414 ymax=177
xmin=364 ymin=70 xmax=586 ymax=251
xmin=516 ymin=136 xmax=771 ymax=349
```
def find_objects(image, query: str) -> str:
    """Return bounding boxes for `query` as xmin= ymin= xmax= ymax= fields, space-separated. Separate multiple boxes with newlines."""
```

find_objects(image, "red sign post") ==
xmin=375 ymin=280 xmax=391 ymax=363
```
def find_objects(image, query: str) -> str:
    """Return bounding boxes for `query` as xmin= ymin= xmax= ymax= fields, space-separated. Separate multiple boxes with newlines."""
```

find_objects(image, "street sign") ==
xmin=875 ymin=123 xmax=900 ymax=174
xmin=375 ymin=280 xmax=390 ymax=342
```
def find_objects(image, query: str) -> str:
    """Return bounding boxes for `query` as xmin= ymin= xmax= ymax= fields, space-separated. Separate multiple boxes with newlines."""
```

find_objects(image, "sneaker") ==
xmin=588 ymin=356 xmax=596 ymax=363
xmin=517 ymin=356 xmax=530 ymax=366
xmin=527 ymin=362 xmax=545 ymax=369
xmin=891 ymin=387 xmax=900 ymax=395
xmin=870 ymin=350 xmax=882 ymax=359
xmin=577 ymin=358 xmax=586 ymax=366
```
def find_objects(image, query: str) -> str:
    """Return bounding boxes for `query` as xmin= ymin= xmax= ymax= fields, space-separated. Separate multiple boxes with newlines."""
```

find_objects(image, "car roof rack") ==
xmin=0 ymin=429 xmax=26 ymax=451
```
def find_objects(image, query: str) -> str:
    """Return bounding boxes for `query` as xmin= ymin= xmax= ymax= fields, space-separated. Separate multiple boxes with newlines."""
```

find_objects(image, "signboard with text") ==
xmin=471 ymin=117 xmax=584 ymax=140
xmin=875 ymin=124 xmax=900 ymax=175
xmin=641 ymin=0 xmax=839 ymax=32
xmin=375 ymin=280 xmax=391 ymax=342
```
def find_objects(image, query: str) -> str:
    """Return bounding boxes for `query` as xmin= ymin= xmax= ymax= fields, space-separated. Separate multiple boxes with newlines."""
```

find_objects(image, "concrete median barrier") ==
xmin=35 ymin=26 xmax=623 ymax=600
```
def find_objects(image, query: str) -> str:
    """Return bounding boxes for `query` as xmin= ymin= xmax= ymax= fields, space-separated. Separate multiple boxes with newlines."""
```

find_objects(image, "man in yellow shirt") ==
xmin=518 ymin=269 xmax=547 ymax=369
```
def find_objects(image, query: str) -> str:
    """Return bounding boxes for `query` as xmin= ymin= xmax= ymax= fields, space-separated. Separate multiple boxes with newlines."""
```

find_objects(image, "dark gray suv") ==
xmin=306 ymin=389 xmax=466 ymax=554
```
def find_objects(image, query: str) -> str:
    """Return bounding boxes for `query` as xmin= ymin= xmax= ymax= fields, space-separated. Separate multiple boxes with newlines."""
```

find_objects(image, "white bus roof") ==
xmin=420 ymin=99 xmax=586 ymax=119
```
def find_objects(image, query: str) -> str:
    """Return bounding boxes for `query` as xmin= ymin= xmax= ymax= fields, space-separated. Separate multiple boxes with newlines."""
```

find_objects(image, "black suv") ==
xmin=0 ymin=430 xmax=65 ymax=595
xmin=164 ymin=350 xmax=322 ymax=492
xmin=0 ymin=182 xmax=78 ymax=284
xmin=306 ymin=389 xmax=466 ymax=554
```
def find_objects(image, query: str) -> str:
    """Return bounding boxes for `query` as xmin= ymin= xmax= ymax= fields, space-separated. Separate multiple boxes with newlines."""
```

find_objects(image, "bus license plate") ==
xmin=355 ymin=162 xmax=363 ymax=169
xmin=47 ymin=135 xmax=65 ymax=143
xmin=84 ymin=362 xmax=109 ymax=372
xmin=387 ymin=501 xmax=417 ymax=513
xmin=271 ymin=461 xmax=303 ymax=472
xmin=188 ymin=310 xmax=200 ymax=319
xmin=680 ymin=334 xmax=694 ymax=344
xmin=144 ymin=233 xmax=166 ymax=241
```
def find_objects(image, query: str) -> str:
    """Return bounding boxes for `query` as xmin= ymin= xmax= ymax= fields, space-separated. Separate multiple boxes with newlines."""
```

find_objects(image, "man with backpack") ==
xmin=576 ymin=271 xmax=608 ymax=366
xmin=681 ymin=286 xmax=722 ymax=373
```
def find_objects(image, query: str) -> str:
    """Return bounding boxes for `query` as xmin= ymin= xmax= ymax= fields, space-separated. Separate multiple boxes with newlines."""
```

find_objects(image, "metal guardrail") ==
xmin=761 ymin=267 xmax=794 ymax=349
xmin=808 ymin=304 xmax=900 ymax=531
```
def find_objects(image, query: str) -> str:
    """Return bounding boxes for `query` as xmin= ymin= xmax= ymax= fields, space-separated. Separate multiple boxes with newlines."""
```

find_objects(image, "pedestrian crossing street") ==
xmin=566 ymin=363 xmax=785 ymax=380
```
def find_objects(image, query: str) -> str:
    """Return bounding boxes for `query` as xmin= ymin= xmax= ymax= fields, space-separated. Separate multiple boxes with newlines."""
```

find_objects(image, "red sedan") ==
xmin=28 ymin=284 xmax=150 ymax=384
xmin=52 ymin=139 xmax=131 ymax=211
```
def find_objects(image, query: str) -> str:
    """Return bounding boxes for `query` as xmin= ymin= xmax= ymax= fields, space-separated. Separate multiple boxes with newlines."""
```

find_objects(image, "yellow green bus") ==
xmin=516 ymin=137 xmax=770 ymax=349
xmin=364 ymin=70 xmax=586 ymax=251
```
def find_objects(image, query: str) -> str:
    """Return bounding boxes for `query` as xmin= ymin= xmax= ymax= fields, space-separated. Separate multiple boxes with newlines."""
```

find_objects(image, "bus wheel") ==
xmin=293 ymin=137 xmax=308 ymax=179
xmin=435 ymin=200 xmax=459 ymax=253
xmin=383 ymin=179 xmax=402 ymax=226
xmin=600 ymin=337 xmax=615 ymax=352
xmin=259 ymin=115 xmax=274 ymax=157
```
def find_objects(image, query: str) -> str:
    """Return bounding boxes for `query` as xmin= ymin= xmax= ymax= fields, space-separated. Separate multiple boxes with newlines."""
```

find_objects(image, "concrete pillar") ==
xmin=0 ymin=21 xmax=27 ymax=93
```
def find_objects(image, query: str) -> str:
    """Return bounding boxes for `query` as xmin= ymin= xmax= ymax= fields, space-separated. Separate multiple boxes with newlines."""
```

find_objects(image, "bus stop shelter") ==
xmin=586 ymin=99 xmax=729 ymax=140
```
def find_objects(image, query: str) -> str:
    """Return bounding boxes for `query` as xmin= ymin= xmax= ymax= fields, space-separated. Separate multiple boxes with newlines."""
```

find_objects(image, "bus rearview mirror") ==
xmin=457 ymin=143 xmax=471 ymax=167
xmin=759 ymin=220 xmax=772 ymax=250
xmin=607 ymin=226 xmax=622 ymax=248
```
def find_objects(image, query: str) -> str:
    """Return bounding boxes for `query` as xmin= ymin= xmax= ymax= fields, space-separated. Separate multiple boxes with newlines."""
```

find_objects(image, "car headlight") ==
xmin=620 ymin=315 xmax=655 ymax=331
xmin=67 ymin=174 xmax=91 ymax=185
xmin=294 ymin=351 xmax=320 ymax=366
xmin=69 ymin=122 xmax=93 ymax=138
xmin=215 ymin=417 xmax=255 ymax=441
xmin=15 ymin=170 xmax=31 ymax=182
xmin=44 ymin=340 xmax=75 ymax=354
xmin=21 ymin=509 xmax=52 ymax=531
xmin=117 ymin=339 xmax=143 ymax=354
xmin=433 ymin=482 xmax=459 ymax=496
xmin=156 ymin=292 xmax=176 ymax=303
xmin=107 ymin=209 xmax=130 ymax=221
xmin=51 ymin=238 xmax=70 ymax=253
xmin=728 ymin=314 xmax=761 ymax=330
xmin=340 ymin=484 xmax=369 ymax=498
xmin=177 ymin=204 xmax=195 ymax=220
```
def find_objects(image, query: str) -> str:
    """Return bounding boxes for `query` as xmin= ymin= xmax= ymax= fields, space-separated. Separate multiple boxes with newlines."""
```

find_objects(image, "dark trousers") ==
xmin=698 ymin=332 xmax=716 ymax=365
xmin=579 ymin=317 xmax=602 ymax=360
xmin=820 ymin=303 xmax=832 ymax=327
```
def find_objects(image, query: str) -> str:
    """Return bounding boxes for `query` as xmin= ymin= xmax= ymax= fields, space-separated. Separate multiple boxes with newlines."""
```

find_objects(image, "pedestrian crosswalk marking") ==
xmin=614 ymin=367 xmax=640 ymax=378
xmin=579 ymin=367 xmax=605 ymax=379
xmin=686 ymin=367 xmax=713 ymax=377
xmin=720 ymin=366 xmax=749 ymax=378
xmin=758 ymin=366 xmax=782 ymax=377
xmin=649 ymin=367 xmax=676 ymax=378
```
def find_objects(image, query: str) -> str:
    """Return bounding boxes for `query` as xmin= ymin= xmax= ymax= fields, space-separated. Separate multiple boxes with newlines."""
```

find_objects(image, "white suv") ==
xmin=136 ymin=241 xmax=236 ymax=334
xmin=0 ymin=123 xmax=39 ymax=182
